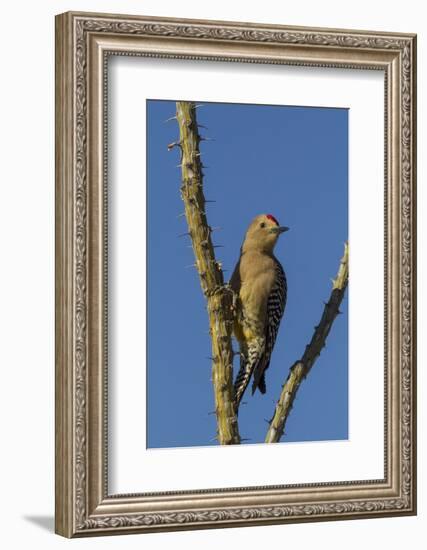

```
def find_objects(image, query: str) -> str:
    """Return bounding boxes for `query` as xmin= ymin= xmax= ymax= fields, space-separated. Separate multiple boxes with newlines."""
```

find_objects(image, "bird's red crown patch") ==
xmin=266 ymin=214 xmax=279 ymax=226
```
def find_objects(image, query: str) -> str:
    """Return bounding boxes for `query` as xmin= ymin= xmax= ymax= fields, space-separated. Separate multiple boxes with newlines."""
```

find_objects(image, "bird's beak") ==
xmin=270 ymin=226 xmax=289 ymax=234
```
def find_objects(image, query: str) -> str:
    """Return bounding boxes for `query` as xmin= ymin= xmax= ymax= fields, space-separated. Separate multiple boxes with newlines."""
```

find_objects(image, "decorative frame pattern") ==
xmin=55 ymin=11 xmax=416 ymax=537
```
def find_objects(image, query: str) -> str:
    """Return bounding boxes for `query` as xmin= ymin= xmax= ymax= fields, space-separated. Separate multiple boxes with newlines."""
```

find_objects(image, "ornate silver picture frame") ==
xmin=55 ymin=11 xmax=417 ymax=537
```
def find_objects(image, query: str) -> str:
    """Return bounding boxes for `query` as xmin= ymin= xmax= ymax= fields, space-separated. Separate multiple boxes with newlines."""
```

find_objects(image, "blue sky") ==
xmin=147 ymin=100 xmax=348 ymax=448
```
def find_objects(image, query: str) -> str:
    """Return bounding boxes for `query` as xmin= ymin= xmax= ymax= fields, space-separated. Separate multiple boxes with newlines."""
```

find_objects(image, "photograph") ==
xmin=147 ymin=99 xmax=349 ymax=448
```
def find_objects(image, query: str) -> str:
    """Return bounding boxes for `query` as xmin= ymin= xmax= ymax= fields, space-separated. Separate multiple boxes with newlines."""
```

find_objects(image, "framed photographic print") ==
xmin=55 ymin=11 xmax=417 ymax=537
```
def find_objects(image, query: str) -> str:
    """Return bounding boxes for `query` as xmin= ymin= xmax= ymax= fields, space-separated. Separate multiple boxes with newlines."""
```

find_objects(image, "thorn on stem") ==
xmin=167 ymin=141 xmax=181 ymax=151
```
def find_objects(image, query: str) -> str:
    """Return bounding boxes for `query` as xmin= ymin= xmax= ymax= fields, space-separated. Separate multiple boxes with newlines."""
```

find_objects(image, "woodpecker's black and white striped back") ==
xmin=233 ymin=258 xmax=287 ymax=405
xmin=252 ymin=259 xmax=287 ymax=394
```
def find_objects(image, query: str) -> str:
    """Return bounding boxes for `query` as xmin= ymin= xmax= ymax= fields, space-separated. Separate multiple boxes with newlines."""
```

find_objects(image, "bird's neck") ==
xmin=241 ymin=242 xmax=275 ymax=256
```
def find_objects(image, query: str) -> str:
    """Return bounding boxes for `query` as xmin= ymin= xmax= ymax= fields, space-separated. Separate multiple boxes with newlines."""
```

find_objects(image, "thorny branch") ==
xmin=173 ymin=101 xmax=240 ymax=445
xmin=265 ymin=242 xmax=349 ymax=443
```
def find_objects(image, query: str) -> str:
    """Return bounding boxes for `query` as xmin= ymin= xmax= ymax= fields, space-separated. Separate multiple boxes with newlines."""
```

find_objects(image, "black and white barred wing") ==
xmin=252 ymin=261 xmax=287 ymax=394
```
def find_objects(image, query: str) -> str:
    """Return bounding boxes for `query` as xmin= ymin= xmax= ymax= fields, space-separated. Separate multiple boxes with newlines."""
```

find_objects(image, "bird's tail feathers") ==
xmin=234 ymin=341 xmax=266 ymax=405
xmin=251 ymin=358 xmax=269 ymax=395
xmin=252 ymin=371 xmax=266 ymax=395
xmin=234 ymin=361 xmax=253 ymax=407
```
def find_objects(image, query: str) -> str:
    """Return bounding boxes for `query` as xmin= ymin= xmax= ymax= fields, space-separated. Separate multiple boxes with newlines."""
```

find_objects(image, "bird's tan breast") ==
xmin=233 ymin=252 xmax=276 ymax=327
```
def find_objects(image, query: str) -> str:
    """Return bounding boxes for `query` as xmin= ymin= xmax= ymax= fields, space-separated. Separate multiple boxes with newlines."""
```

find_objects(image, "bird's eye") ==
xmin=260 ymin=222 xmax=266 ymax=228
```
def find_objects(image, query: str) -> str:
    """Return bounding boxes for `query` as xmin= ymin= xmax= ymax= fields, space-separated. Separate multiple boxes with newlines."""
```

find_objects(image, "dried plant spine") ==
xmin=265 ymin=242 xmax=349 ymax=443
xmin=175 ymin=101 xmax=240 ymax=445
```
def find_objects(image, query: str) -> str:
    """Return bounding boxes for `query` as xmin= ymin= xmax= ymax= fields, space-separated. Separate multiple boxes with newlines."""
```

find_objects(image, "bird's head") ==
xmin=242 ymin=214 xmax=289 ymax=253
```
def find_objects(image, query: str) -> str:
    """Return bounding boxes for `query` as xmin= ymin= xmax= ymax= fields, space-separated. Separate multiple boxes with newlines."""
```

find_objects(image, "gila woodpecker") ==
xmin=230 ymin=214 xmax=289 ymax=407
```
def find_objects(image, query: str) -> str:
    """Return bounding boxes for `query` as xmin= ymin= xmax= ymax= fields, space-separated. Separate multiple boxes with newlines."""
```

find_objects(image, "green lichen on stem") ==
xmin=265 ymin=242 xmax=349 ymax=444
xmin=174 ymin=101 xmax=240 ymax=445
